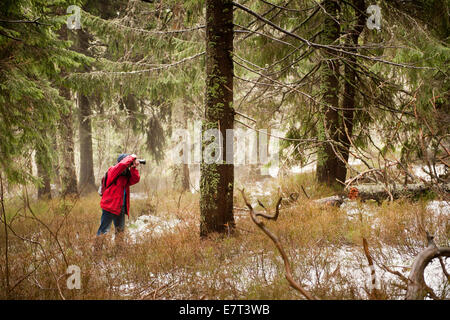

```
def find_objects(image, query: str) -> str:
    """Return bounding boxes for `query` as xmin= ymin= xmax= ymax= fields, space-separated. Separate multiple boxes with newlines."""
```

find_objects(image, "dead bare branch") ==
xmin=362 ymin=238 xmax=382 ymax=299
xmin=405 ymin=232 xmax=450 ymax=300
xmin=240 ymin=189 xmax=317 ymax=300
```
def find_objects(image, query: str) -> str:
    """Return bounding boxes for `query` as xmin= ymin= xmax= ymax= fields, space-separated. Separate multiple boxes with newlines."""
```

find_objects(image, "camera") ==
xmin=138 ymin=159 xmax=146 ymax=165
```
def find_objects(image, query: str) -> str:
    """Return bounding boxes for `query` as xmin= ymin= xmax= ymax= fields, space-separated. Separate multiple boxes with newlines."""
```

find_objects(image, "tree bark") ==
xmin=200 ymin=0 xmax=235 ymax=237
xmin=59 ymin=86 xmax=78 ymax=197
xmin=316 ymin=0 xmax=341 ymax=185
xmin=75 ymin=29 xmax=97 ymax=195
xmin=35 ymin=145 xmax=52 ymax=200
xmin=78 ymin=93 xmax=97 ymax=194
xmin=182 ymin=163 xmax=190 ymax=192
xmin=182 ymin=103 xmax=190 ymax=192
xmin=57 ymin=27 xmax=78 ymax=197
xmin=351 ymin=182 xmax=450 ymax=203
xmin=405 ymin=235 xmax=450 ymax=300
xmin=51 ymin=133 xmax=62 ymax=193
xmin=335 ymin=0 xmax=366 ymax=184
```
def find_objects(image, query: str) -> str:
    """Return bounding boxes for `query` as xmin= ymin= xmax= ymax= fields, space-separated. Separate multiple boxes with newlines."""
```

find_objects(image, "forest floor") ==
xmin=1 ymin=172 xmax=449 ymax=300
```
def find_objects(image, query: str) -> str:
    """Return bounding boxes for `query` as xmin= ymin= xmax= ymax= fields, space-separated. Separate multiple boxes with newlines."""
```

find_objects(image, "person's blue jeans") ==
xmin=96 ymin=208 xmax=125 ymax=236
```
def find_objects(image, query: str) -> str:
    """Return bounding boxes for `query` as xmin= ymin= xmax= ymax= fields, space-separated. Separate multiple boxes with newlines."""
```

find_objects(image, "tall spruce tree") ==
xmin=316 ymin=0 xmax=341 ymax=185
xmin=200 ymin=0 xmax=235 ymax=237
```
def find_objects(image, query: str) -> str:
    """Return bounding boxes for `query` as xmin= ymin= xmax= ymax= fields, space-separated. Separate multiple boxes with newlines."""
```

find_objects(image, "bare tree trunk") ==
xmin=78 ymin=93 xmax=96 ymax=194
xmin=335 ymin=0 xmax=366 ymax=184
xmin=34 ymin=128 xmax=51 ymax=200
xmin=75 ymin=29 xmax=96 ymax=195
xmin=316 ymin=0 xmax=341 ymax=186
xmin=200 ymin=0 xmax=235 ymax=237
xmin=182 ymin=163 xmax=190 ymax=192
xmin=55 ymin=27 xmax=78 ymax=197
xmin=52 ymin=135 xmax=62 ymax=194
xmin=181 ymin=103 xmax=190 ymax=192
xmin=35 ymin=146 xmax=52 ymax=200
xmin=0 ymin=173 xmax=9 ymax=298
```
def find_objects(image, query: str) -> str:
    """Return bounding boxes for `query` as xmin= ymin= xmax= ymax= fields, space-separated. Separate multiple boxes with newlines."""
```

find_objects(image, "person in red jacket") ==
xmin=96 ymin=153 xmax=140 ymax=237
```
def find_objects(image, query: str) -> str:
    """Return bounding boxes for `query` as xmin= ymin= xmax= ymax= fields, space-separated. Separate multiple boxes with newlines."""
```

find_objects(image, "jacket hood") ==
xmin=117 ymin=153 xmax=130 ymax=163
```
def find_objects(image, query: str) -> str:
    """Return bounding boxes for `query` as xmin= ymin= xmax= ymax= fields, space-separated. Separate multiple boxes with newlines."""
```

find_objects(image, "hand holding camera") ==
xmin=130 ymin=154 xmax=146 ymax=168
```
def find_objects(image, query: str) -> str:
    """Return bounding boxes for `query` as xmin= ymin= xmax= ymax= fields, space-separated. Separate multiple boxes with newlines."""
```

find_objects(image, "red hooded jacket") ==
xmin=100 ymin=155 xmax=140 ymax=216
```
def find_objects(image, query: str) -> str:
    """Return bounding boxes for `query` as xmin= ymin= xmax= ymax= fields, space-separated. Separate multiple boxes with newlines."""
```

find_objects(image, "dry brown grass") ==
xmin=0 ymin=176 xmax=448 ymax=300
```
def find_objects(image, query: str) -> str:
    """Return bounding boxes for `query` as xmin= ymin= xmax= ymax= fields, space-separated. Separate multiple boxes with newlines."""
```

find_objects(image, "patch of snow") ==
xmin=425 ymin=200 xmax=450 ymax=227
xmin=349 ymin=159 xmax=362 ymax=166
xmin=112 ymin=242 xmax=449 ymax=299
xmin=248 ymin=181 xmax=272 ymax=198
xmin=268 ymin=166 xmax=279 ymax=178
xmin=234 ymin=253 xmax=278 ymax=292
xmin=423 ymin=258 xmax=449 ymax=295
xmin=290 ymin=163 xmax=315 ymax=174
xmin=303 ymin=245 xmax=449 ymax=299
xmin=426 ymin=200 xmax=450 ymax=216
xmin=130 ymin=192 xmax=148 ymax=200
xmin=412 ymin=164 xmax=446 ymax=181
xmin=127 ymin=214 xmax=182 ymax=242
xmin=340 ymin=200 xmax=376 ymax=219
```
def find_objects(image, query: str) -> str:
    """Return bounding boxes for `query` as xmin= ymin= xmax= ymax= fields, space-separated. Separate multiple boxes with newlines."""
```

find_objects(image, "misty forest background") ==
xmin=0 ymin=0 xmax=449 ymax=300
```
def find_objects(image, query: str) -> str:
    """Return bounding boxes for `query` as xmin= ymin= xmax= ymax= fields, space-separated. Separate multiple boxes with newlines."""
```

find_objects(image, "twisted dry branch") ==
xmin=405 ymin=233 xmax=450 ymax=300
xmin=240 ymin=189 xmax=317 ymax=300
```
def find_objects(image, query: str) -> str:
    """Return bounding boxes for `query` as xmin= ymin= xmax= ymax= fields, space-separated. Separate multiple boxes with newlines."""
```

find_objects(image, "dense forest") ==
xmin=0 ymin=0 xmax=449 ymax=302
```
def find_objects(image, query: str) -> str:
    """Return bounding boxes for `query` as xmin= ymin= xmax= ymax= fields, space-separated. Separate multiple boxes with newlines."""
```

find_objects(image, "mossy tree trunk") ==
xmin=200 ymin=0 xmax=235 ymax=237
xmin=316 ymin=0 xmax=341 ymax=185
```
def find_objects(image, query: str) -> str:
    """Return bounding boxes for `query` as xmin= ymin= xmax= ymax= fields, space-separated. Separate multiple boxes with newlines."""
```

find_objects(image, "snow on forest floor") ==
xmin=118 ymin=191 xmax=449 ymax=298
xmin=338 ymin=199 xmax=449 ymax=298
xmin=412 ymin=164 xmax=447 ymax=181
xmin=126 ymin=214 xmax=183 ymax=243
xmin=130 ymin=192 xmax=148 ymax=200
xmin=122 ymin=174 xmax=449 ymax=299
xmin=112 ymin=239 xmax=449 ymax=299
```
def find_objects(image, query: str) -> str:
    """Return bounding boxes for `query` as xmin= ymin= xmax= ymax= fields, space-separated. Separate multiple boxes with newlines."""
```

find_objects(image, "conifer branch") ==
xmin=233 ymin=53 xmax=318 ymax=104
xmin=69 ymin=51 xmax=205 ymax=77
xmin=232 ymin=1 xmax=433 ymax=70
xmin=0 ymin=30 xmax=22 ymax=41
xmin=234 ymin=24 xmax=297 ymax=48
xmin=259 ymin=0 xmax=319 ymax=13
xmin=235 ymin=118 xmax=322 ymax=144
xmin=83 ymin=10 xmax=205 ymax=35
xmin=0 ymin=17 xmax=50 ymax=26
